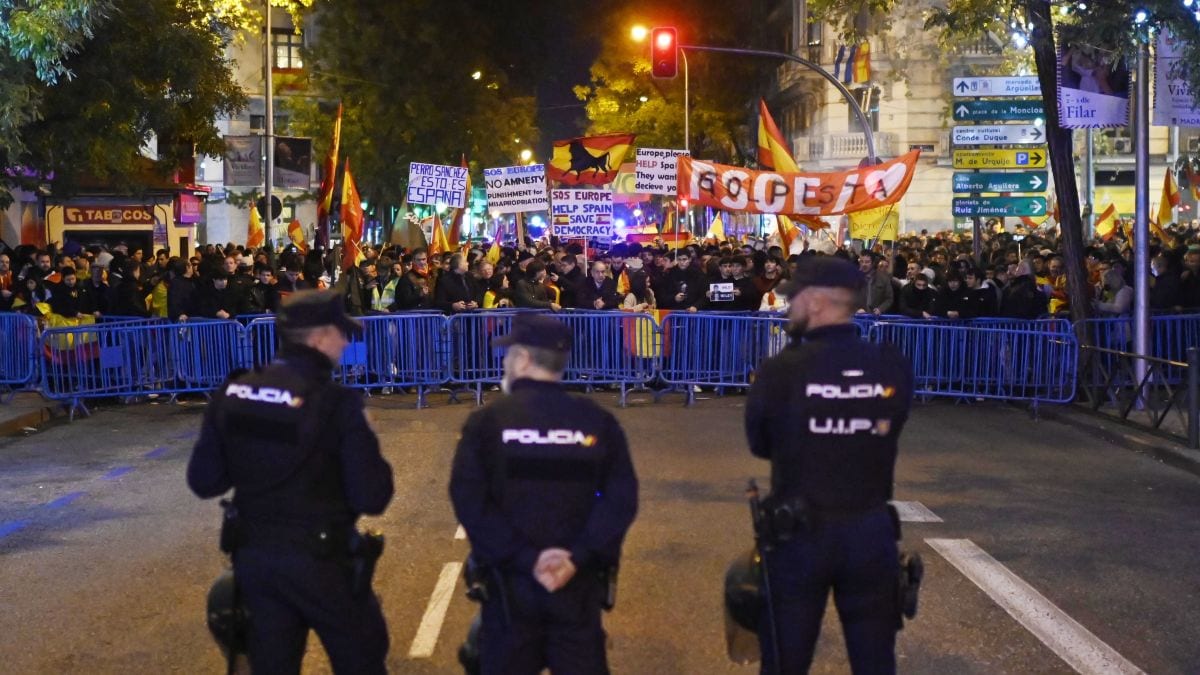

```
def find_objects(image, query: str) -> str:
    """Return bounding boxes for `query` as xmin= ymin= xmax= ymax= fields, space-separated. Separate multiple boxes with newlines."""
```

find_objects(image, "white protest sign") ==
xmin=1154 ymin=30 xmax=1200 ymax=127
xmin=550 ymin=189 xmax=613 ymax=239
xmin=482 ymin=164 xmax=549 ymax=214
xmin=634 ymin=148 xmax=690 ymax=196
xmin=406 ymin=162 xmax=469 ymax=208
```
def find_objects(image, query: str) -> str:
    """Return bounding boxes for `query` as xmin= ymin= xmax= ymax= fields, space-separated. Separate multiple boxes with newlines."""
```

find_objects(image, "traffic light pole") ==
xmin=263 ymin=0 xmax=275 ymax=248
xmin=678 ymin=44 xmax=877 ymax=165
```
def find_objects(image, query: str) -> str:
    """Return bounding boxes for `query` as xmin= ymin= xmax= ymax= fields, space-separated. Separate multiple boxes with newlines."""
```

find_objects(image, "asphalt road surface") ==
xmin=1 ymin=389 xmax=1197 ymax=674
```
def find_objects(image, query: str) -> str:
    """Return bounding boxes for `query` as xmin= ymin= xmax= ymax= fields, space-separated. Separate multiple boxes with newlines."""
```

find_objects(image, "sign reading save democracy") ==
xmin=676 ymin=151 xmax=920 ymax=216
xmin=634 ymin=148 xmax=690 ymax=195
xmin=483 ymin=164 xmax=549 ymax=214
xmin=550 ymin=189 xmax=613 ymax=239
xmin=406 ymin=162 xmax=469 ymax=208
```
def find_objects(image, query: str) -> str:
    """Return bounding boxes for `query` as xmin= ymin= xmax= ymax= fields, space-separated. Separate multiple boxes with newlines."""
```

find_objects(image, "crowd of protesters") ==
xmin=1 ymin=220 xmax=1198 ymax=327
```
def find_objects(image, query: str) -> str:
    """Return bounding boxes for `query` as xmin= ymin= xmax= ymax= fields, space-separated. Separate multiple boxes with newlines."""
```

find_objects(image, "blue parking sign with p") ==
xmin=1016 ymin=152 xmax=1029 ymax=165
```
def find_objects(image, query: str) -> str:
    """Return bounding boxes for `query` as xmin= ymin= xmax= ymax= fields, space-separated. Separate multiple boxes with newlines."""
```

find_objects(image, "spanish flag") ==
xmin=1186 ymin=162 xmax=1200 ymax=201
xmin=757 ymin=100 xmax=824 ymax=239
xmin=428 ymin=214 xmax=450 ymax=256
xmin=1153 ymin=170 xmax=1180 ymax=245
xmin=547 ymin=133 xmax=635 ymax=186
xmin=316 ymin=103 xmax=342 ymax=248
xmin=706 ymin=213 xmax=726 ymax=242
xmin=247 ymin=204 xmax=265 ymax=248
xmin=287 ymin=218 xmax=308 ymax=253
xmin=340 ymin=158 xmax=365 ymax=270
xmin=853 ymin=42 xmax=871 ymax=83
xmin=1094 ymin=203 xmax=1118 ymax=241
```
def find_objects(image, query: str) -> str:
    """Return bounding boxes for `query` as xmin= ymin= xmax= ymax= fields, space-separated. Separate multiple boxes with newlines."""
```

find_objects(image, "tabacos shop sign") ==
xmin=63 ymin=205 xmax=156 ymax=225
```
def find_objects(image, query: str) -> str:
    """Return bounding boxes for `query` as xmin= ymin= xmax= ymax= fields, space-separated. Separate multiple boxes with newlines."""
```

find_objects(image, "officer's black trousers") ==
xmin=759 ymin=508 xmax=899 ymax=675
xmin=479 ymin=572 xmax=608 ymax=675
xmin=235 ymin=546 xmax=389 ymax=675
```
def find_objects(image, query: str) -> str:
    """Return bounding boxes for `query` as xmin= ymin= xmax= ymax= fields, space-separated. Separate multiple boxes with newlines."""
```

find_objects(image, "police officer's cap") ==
xmin=277 ymin=289 xmax=363 ymax=337
xmin=493 ymin=313 xmax=573 ymax=352
xmin=776 ymin=255 xmax=865 ymax=299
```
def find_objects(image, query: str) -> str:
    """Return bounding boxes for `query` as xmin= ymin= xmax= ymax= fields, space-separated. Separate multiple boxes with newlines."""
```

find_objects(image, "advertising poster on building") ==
xmin=273 ymin=137 xmax=313 ymax=189
xmin=1057 ymin=41 xmax=1129 ymax=128
xmin=407 ymin=162 xmax=470 ymax=208
xmin=223 ymin=136 xmax=261 ymax=187
xmin=550 ymin=189 xmax=613 ymax=239
xmin=1154 ymin=29 xmax=1200 ymax=127
xmin=483 ymin=164 xmax=549 ymax=214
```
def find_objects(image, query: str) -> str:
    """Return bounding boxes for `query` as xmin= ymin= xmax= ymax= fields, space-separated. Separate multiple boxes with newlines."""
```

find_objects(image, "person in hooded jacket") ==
xmin=929 ymin=271 xmax=973 ymax=319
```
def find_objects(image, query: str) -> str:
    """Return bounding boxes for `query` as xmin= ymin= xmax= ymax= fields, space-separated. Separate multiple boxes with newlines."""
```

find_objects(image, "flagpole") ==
xmin=263 ymin=0 xmax=274 ymax=249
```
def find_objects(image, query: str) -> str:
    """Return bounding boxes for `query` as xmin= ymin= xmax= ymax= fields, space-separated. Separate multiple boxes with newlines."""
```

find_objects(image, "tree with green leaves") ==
xmin=808 ymin=0 xmax=1200 ymax=327
xmin=573 ymin=0 xmax=763 ymax=164
xmin=0 ymin=0 xmax=251 ymax=206
xmin=286 ymin=0 xmax=542 ymax=226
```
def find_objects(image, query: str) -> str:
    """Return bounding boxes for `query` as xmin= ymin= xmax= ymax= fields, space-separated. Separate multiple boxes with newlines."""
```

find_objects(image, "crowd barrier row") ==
xmin=9 ymin=309 xmax=1196 ymax=417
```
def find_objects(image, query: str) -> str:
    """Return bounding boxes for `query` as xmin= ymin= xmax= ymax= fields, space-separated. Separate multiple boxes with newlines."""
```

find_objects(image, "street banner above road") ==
xmin=953 ymin=196 xmax=1047 ymax=217
xmin=635 ymin=148 xmax=691 ymax=195
xmin=952 ymin=148 xmax=1046 ymax=169
xmin=952 ymin=171 xmax=1048 ymax=194
xmin=953 ymin=99 xmax=1044 ymax=122
xmin=550 ymin=189 xmax=614 ymax=239
xmin=951 ymin=125 xmax=1046 ymax=146
xmin=1057 ymin=41 xmax=1130 ymax=128
xmin=1154 ymin=30 xmax=1200 ymax=127
xmin=483 ymin=164 xmax=549 ymax=214
xmin=407 ymin=162 xmax=470 ymax=208
xmin=223 ymin=136 xmax=261 ymax=187
xmin=547 ymin=133 xmax=635 ymax=186
xmin=953 ymin=76 xmax=1041 ymax=98
xmin=676 ymin=151 xmax=920 ymax=217
xmin=273 ymin=137 xmax=312 ymax=189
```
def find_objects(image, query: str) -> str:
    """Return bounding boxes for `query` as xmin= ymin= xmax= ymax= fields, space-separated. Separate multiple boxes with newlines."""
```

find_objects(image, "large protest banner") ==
xmin=550 ymin=189 xmax=613 ymax=239
xmin=676 ymin=151 xmax=920 ymax=216
xmin=407 ymin=162 xmax=470 ymax=208
xmin=483 ymin=164 xmax=549 ymax=214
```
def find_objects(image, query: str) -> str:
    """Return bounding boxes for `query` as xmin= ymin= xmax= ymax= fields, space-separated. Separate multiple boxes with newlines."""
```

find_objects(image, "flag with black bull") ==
xmin=547 ymin=133 xmax=635 ymax=186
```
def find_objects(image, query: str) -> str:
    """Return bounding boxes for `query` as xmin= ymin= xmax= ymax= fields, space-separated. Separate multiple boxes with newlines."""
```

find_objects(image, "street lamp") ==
xmin=630 ymin=25 xmax=648 ymax=42
xmin=519 ymin=149 xmax=533 ymax=162
xmin=471 ymin=70 xmax=482 ymax=80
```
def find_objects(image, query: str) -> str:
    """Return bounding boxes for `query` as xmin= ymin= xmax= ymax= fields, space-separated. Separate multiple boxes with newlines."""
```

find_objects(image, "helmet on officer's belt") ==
xmin=724 ymin=548 xmax=765 ymax=631
xmin=206 ymin=569 xmax=250 ymax=658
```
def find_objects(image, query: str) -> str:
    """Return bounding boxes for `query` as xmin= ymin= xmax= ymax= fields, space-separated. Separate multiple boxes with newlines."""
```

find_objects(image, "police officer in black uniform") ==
xmin=450 ymin=313 xmax=639 ymax=675
xmin=745 ymin=256 xmax=913 ymax=674
xmin=188 ymin=289 xmax=394 ymax=674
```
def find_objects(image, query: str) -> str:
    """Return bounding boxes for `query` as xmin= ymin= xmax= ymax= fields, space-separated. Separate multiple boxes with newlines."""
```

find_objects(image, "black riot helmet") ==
xmin=206 ymin=569 xmax=250 ymax=659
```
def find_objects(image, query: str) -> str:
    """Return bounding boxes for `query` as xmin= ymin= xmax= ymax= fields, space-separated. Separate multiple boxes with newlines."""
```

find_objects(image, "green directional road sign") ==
xmin=952 ymin=197 xmax=1048 ymax=217
xmin=952 ymin=148 xmax=1046 ymax=169
xmin=952 ymin=100 xmax=1045 ymax=122
xmin=952 ymin=171 xmax=1048 ymax=193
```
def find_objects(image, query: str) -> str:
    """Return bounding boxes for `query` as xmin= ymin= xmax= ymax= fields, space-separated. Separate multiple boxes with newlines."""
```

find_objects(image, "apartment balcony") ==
xmin=792 ymin=132 xmax=899 ymax=162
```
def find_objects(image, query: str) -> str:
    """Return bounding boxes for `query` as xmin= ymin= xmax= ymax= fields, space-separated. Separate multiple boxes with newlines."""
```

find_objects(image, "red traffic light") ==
xmin=651 ymin=27 xmax=678 ymax=78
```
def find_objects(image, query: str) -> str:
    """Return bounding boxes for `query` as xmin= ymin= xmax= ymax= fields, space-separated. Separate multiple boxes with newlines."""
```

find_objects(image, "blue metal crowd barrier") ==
xmin=1078 ymin=314 xmax=1200 ymax=385
xmin=0 ymin=313 xmax=39 ymax=396
xmin=868 ymin=321 xmax=1078 ymax=404
xmin=658 ymin=312 xmax=789 ymax=404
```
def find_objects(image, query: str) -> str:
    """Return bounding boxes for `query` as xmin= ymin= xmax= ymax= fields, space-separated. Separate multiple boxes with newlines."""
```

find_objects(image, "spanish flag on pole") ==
xmin=485 ymin=223 xmax=502 ymax=264
xmin=1152 ymin=170 xmax=1180 ymax=245
xmin=340 ymin=158 xmax=365 ymax=270
xmin=287 ymin=219 xmax=308 ymax=254
xmin=316 ymin=103 xmax=342 ymax=249
xmin=1094 ymin=203 xmax=1118 ymax=241
xmin=758 ymin=99 xmax=826 ymax=237
xmin=706 ymin=213 xmax=726 ymax=243
xmin=247 ymin=204 xmax=265 ymax=248
xmin=547 ymin=133 xmax=635 ymax=186
xmin=428 ymin=214 xmax=451 ymax=256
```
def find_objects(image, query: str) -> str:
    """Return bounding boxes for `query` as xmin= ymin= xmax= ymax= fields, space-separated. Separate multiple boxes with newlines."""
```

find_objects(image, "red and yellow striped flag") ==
xmin=287 ymin=218 xmax=308 ymax=253
xmin=429 ymin=214 xmax=450 ymax=256
xmin=340 ymin=158 xmax=365 ymax=270
xmin=1094 ymin=203 xmax=1118 ymax=241
xmin=1152 ymin=170 xmax=1180 ymax=245
xmin=316 ymin=103 xmax=342 ymax=247
xmin=547 ymin=133 xmax=635 ymax=186
xmin=247 ymin=204 xmax=265 ymax=248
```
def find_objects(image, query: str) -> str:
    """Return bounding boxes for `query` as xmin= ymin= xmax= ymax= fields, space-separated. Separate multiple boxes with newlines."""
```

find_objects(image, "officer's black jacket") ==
xmin=745 ymin=323 xmax=913 ymax=514
xmin=188 ymin=343 xmax=394 ymax=528
xmin=449 ymin=379 xmax=638 ymax=574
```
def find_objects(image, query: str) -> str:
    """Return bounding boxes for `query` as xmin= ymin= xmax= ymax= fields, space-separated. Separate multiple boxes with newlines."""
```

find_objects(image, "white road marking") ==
xmin=408 ymin=562 xmax=463 ymax=659
xmin=927 ymin=538 xmax=1145 ymax=675
xmin=454 ymin=525 xmax=466 ymax=540
xmin=891 ymin=500 xmax=944 ymax=523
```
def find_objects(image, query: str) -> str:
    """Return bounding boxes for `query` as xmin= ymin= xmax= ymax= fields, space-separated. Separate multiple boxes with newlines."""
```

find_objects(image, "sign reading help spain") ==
xmin=675 ymin=151 xmax=920 ymax=216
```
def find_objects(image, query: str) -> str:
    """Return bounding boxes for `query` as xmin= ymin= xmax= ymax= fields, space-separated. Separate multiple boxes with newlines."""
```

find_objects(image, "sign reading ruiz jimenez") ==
xmin=64 ymin=205 xmax=157 ymax=225
xmin=676 ymin=151 xmax=920 ymax=216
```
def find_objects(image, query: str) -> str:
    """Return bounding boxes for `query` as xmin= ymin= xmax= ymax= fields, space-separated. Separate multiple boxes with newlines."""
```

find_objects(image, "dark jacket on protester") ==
xmin=194 ymin=281 xmax=241 ymax=318
xmin=574 ymin=276 xmax=621 ymax=310
xmin=929 ymin=283 xmax=974 ymax=319
xmin=656 ymin=266 xmax=705 ymax=310
xmin=49 ymin=283 xmax=84 ymax=317
xmin=113 ymin=277 xmax=150 ymax=317
xmin=246 ymin=282 xmax=281 ymax=314
xmin=555 ymin=267 xmax=583 ymax=308
xmin=394 ymin=271 xmax=433 ymax=311
xmin=513 ymin=277 xmax=558 ymax=309
xmin=897 ymin=283 xmax=936 ymax=318
xmin=168 ymin=276 xmax=196 ymax=320
xmin=1000 ymin=276 xmax=1049 ymax=319
xmin=433 ymin=271 xmax=477 ymax=314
